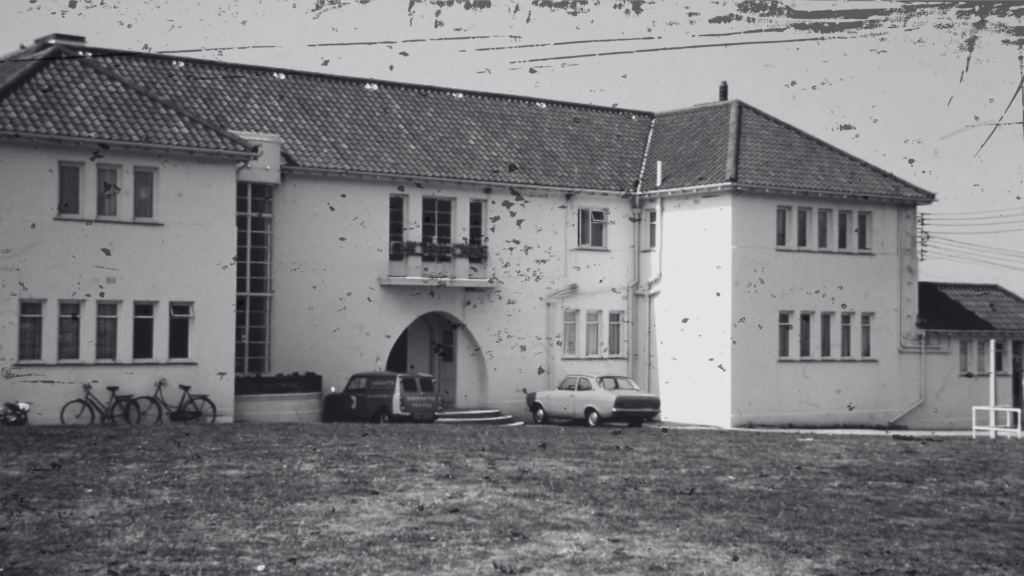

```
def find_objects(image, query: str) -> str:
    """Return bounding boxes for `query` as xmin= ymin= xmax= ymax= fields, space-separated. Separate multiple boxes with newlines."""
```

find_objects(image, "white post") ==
xmin=990 ymin=338 xmax=996 ymax=439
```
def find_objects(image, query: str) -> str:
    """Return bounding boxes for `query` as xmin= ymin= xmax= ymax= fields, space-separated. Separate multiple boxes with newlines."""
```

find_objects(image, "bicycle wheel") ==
xmin=60 ymin=400 xmax=95 ymax=426
xmin=183 ymin=398 xmax=217 ymax=424
xmin=128 ymin=396 xmax=162 ymax=425
xmin=107 ymin=398 xmax=135 ymax=425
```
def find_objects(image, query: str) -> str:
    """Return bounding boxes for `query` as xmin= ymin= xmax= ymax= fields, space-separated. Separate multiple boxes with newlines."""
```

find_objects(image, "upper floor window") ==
xmin=776 ymin=208 xmax=788 ymax=247
xmin=818 ymin=209 xmax=830 ymax=249
xmin=838 ymin=211 xmax=851 ymax=250
xmin=820 ymin=313 xmax=832 ymax=357
xmin=796 ymin=209 xmax=809 ymax=248
xmin=97 ymin=165 xmax=119 ymax=217
xmin=389 ymin=195 xmax=405 ymax=262
xmin=469 ymin=200 xmax=486 ymax=263
xmin=578 ymin=208 xmax=606 ymax=249
xmin=646 ymin=210 xmax=658 ymax=250
xmin=857 ymin=212 xmax=871 ymax=251
xmin=19 ymin=301 xmax=44 ymax=361
xmin=422 ymin=197 xmax=453 ymax=263
xmin=58 ymin=164 xmax=81 ymax=215
xmin=134 ymin=169 xmax=156 ymax=219
xmin=799 ymin=312 xmax=812 ymax=357
xmin=959 ymin=340 xmax=969 ymax=373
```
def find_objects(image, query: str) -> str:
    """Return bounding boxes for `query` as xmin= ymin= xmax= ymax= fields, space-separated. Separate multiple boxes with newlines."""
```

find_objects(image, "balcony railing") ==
xmin=390 ymin=241 xmax=488 ymax=263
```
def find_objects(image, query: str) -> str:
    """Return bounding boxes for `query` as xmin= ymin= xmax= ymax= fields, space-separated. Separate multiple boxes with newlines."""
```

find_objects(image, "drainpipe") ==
xmin=889 ymin=331 xmax=926 ymax=426
xmin=643 ymin=197 xmax=665 ymax=394
xmin=628 ymin=195 xmax=641 ymax=382
xmin=989 ymin=338 xmax=996 ymax=439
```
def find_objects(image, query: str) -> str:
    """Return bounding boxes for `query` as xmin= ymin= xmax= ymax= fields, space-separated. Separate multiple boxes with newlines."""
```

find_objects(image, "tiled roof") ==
xmin=642 ymin=100 xmax=935 ymax=202
xmin=0 ymin=38 xmax=936 ymax=200
xmin=918 ymin=282 xmax=1024 ymax=332
xmin=0 ymin=42 xmax=653 ymax=191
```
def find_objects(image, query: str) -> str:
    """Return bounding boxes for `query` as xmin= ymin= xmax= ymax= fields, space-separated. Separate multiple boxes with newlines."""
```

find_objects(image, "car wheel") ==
xmin=628 ymin=419 xmax=644 ymax=428
xmin=532 ymin=406 xmax=548 ymax=424
xmin=585 ymin=409 xmax=601 ymax=428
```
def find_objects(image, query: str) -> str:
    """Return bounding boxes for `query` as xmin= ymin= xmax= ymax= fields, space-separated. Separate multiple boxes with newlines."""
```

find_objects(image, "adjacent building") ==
xmin=2 ymin=33 xmax=1018 ymax=428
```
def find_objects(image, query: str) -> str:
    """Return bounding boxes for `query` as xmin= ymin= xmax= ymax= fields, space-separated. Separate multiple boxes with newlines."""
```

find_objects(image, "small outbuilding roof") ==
xmin=918 ymin=282 xmax=1024 ymax=333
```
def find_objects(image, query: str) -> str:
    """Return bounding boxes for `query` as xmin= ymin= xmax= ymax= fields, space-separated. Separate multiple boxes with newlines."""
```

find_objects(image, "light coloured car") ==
xmin=525 ymin=375 xmax=660 ymax=427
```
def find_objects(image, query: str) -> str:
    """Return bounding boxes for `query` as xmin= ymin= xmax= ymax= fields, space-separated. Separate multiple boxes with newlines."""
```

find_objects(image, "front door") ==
xmin=438 ymin=327 xmax=457 ymax=408
xmin=1013 ymin=341 xmax=1023 ymax=427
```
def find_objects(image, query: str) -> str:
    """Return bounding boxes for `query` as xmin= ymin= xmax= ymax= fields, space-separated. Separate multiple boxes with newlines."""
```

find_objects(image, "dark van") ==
xmin=323 ymin=372 xmax=441 ymax=423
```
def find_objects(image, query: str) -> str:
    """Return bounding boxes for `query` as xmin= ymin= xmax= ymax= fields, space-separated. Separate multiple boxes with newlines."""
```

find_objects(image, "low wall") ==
xmin=234 ymin=392 xmax=322 ymax=423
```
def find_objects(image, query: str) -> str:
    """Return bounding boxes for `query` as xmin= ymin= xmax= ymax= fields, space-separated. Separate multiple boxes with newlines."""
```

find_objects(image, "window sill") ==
xmin=575 ymin=246 xmax=610 ymax=252
xmin=14 ymin=361 xmax=198 ymax=367
xmin=778 ymin=358 xmax=878 ymax=363
xmin=776 ymin=246 xmax=873 ymax=256
xmin=562 ymin=355 xmax=626 ymax=360
xmin=960 ymin=372 xmax=1011 ymax=378
xmin=54 ymin=216 xmax=164 ymax=227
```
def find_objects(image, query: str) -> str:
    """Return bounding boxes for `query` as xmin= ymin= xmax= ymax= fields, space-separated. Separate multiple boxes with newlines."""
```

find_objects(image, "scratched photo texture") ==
xmin=2 ymin=0 xmax=1024 ymax=575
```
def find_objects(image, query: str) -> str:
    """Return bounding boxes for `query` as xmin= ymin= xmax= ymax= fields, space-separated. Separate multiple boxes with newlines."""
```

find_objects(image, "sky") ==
xmin=3 ymin=0 xmax=1024 ymax=294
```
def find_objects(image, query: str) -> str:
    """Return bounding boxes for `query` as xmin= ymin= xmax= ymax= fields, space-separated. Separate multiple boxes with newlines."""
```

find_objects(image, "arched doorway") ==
xmin=386 ymin=312 xmax=487 ymax=409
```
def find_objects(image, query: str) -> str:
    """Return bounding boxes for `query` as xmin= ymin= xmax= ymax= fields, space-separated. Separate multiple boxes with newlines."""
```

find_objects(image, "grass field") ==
xmin=1 ymin=422 xmax=1023 ymax=576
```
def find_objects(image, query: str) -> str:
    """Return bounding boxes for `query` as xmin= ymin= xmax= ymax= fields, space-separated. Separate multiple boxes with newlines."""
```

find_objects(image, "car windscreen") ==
xmin=344 ymin=377 xmax=368 ymax=393
xmin=401 ymin=378 xmax=418 ymax=393
xmin=598 ymin=377 xmax=641 ymax=391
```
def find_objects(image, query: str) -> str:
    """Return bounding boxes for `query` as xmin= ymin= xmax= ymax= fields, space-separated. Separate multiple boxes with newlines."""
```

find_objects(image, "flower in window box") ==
xmin=389 ymin=241 xmax=406 ymax=259
xmin=405 ymin=241 xmax=423 ymax=257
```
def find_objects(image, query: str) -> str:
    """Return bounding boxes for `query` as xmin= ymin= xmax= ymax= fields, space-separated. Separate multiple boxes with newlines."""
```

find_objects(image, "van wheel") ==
xmin=585 ymin=409 xmax=601 ymax=428
xmin=374 ymin=410 xmax=391 ymax=424
xmin=532 ymin=406 xmax=548 ymax=425
xmin=628 ymin=419 xmax=644 ymax=428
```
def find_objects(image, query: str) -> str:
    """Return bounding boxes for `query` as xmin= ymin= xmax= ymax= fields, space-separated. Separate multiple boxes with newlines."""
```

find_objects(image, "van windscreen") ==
xmin=401 ymin=378 xmax=418 ymax=392
xmin=345 ymin=377 xmax=367 ymax=392
xmin=419 ymin=378 xmax=435 ymax=392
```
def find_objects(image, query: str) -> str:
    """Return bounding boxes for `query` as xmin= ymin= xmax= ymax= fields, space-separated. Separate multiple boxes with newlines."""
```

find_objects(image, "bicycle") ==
xmin=60 ymin=381 xmax=138 ymax=425
xmin=132 ymin=378 xmax=217 ymax=424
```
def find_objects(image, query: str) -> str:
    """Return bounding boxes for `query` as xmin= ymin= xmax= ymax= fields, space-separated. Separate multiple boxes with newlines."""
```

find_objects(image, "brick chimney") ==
xmin=34 ymin=34 xmax=87 ymax=48
xmin=719 ymin=81 xmax=729 ymax=102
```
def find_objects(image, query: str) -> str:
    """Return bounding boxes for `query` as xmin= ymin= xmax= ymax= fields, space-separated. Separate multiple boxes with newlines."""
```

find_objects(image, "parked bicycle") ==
xmin=132 ymin=378 xmax=217 ymax=424
xmin=60 ymin=381 xmax=138 ymax=425
xmin=2 ymin=400 xmax=31 ymax=426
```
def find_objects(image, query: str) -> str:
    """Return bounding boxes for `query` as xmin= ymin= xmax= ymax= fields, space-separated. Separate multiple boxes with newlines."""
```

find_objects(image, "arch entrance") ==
xmin=385 ymin=312 xmax=486 ymax=409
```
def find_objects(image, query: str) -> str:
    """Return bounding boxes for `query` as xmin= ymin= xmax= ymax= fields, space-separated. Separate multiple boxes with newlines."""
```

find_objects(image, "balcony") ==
xmin=379 ymin=241 xmax=495 ymax=289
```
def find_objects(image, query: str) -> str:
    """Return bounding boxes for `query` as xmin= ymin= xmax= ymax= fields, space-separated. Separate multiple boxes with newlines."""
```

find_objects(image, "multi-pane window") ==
xmin=97 ymin=166 xmax=118 ymax=216
xmin=778 ymin=312 xmax=791 ymax=357
xmin=608 ymin=312 xmax=623 ymax=356
xmin=799 ymin=313 xmax=811 ymax=357
xmin=818 ymin=210 xmax=830 ymax=249
xmin=134 ymin=169 xmax=155 ymax=219
xmin=469 ymin=200 xmax=485 ymax=263
xmin=838 ymin=212 xmax=850 ymax=250
xmin=996 ymin=341 xmax=1005 ymax=372
xmin=133 ymin=302 xmax=155 ymax=360
xmin=977 ymin=341 xmax=988 ymax=373
xmin=389 ymin=195 xmax=405 ymax=261
xmin=422 ymin=197 xmax=453 ymax=263
xmin=857 ymin=212 xmax=871 ymax=250
xmin=648 ymin=210 xmax=658 ymax=249
xmin=860 ymin=314 xmax=871 ymax=357
xmin=776 ymin=208 xmax=788 ymax=247
xmin=840 ymin=313 xmax=852 ymax=357
xmin=959 ymin=340 xmax=969 ymax=373
xmin=578 ymin=208 xmax=606 ymax=248
xmin=19 ymin=301 xmax=43 ymax=361
xmin=58 ymin=302 xmax=81 ymax=360
xmin=563 ymin=310 xmax=577 ymax=356
xmin=821 ymin=313 xmax=832 ymax=357
xmin=585 ymin=311 xmax=600 ymax=356
xmin=237 ymin=183 xmax=274 ymax=374
xmin=96 ymin=302 xmax=118 ymax=360
xmin=796 ymin=209 xmax=809 ymax=248
xmin=236 ymin=296 xmax=270 ymax=374
xmin=58 ymin=164 xmax=80 ymax=215
xmin=440 ymin=328 xmax=455 ymax=363
xmin=169 ymin=303 xmax=193 ymax=359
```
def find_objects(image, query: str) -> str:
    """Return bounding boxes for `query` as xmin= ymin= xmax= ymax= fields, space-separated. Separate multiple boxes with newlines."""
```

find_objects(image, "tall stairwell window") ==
xmin=236 ymin=183 xmax=274 ymax=374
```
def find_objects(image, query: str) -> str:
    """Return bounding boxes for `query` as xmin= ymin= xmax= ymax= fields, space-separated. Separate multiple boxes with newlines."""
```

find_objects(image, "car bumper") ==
xmin=607 ymin=408 xmax=660 ymax=421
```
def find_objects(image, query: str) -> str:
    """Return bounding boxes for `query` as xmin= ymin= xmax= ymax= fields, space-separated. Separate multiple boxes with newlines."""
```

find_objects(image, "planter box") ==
xmin=234 ymin=392 xmax=322 ymax=423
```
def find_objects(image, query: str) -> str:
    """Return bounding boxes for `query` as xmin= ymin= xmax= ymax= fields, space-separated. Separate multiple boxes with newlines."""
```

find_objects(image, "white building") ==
xmin=2 ymin=34 xmax=1017 ymax=428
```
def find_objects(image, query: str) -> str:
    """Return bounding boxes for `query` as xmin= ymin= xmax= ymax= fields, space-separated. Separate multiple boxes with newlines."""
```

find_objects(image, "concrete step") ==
xmin=435 ymin=410 xmax=519 ymax=425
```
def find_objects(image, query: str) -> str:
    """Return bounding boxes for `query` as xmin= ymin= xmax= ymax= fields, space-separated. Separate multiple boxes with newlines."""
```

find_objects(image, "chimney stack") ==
xmin=719 ymin=81 xmax=729 ymax=102
xmin=34 ymin=33 xmax=87 ymax=48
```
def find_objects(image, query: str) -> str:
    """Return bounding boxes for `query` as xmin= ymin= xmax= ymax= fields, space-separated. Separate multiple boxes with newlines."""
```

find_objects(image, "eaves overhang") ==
xmin=0 ymin=131 xmax=258 ymax=160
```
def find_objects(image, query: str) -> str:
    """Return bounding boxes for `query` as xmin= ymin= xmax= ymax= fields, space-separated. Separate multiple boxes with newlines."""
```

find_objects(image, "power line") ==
xmin=925 ymin=242 xmax=1024 ymax=265
xmin=921 ymin=210 xmax=1024 ymax=222
xmin=923 ymin=220 xmax=1024 ymax=227
xmin=926 ymin=249 xmax=1024 ymax=272
xmin=921 ymin=204 xmax=1024 ymax=217
xmin=920 ymin=234 xmax=1024 ymax=258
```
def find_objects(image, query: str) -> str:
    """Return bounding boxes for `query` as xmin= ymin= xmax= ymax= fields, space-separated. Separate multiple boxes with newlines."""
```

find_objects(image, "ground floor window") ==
xmin=96 ymin=302 xmax=118 ymax=360
xmin=58 ymin=302 xmax=81 ymax=360
xmin=19 ymin=301 xmax=43 ymax=361
xmin=563 ymin=310 xmax=577 ymax=356
xmin=134 ymin=302 xmax=155 ymax=360
xmin=608 ymin=312 xmax=623 ymax=356
xmin=169 ymin=303 xmax=193 ymax=359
